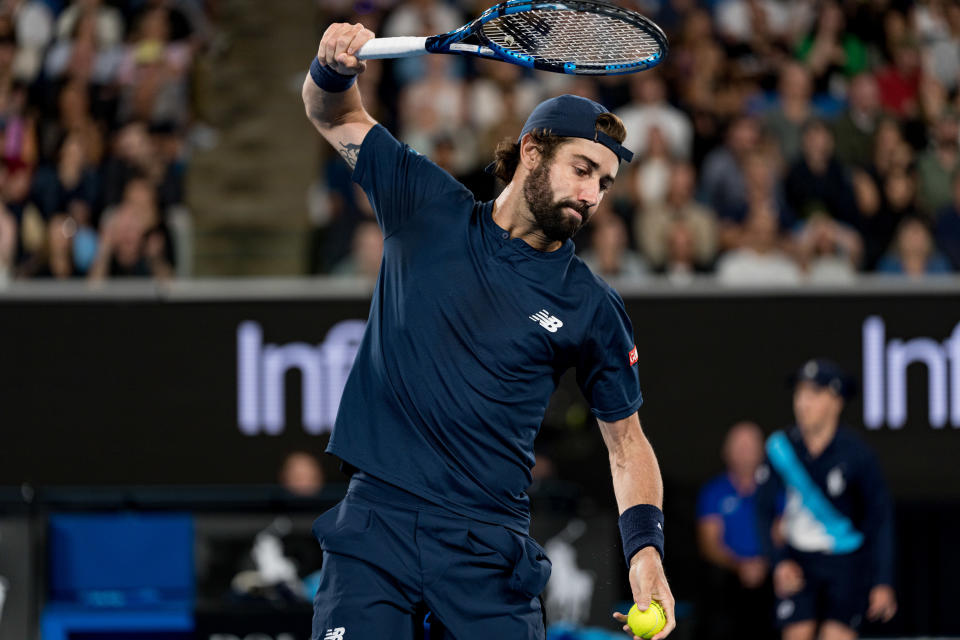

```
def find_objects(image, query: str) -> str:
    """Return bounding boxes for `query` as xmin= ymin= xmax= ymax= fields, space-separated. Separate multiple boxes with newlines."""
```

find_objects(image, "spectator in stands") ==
xmin=138 ymin=0 xmax=213 ymax=47
xmin=4 ymin=162 xmax=36 ymax=222
xmin=45 ymin=79 xmax=105 ymax=168
xmin=580 ymin=213 xmax=648 ymax=281
xmin=925 ymin=3 xmax=960 ymax=93
xmin=55 ymin=0 xmax=124 ymax=50
xmin=637 ymin=162 xmax=717 ymax=270
xmin=148 ymin=121 xmax=186 ymax=210
xmin=763 ymin=62 xmax=815 ymax=163
xmin=32 ymin=131 xmax=101 ymax=223
xmin=832 ymin=74 xmax=880 ymax=169
xmin=0 ymin=16 xmax=16 ymax=89
xmin=398 ymin=54 xmax=468 ymax=166
xmin=0 ymin=80 xmax=38 ymax=171
xmin=103 ymin=121 xmax=168 ymax=208
xmin=718 ymin=147 xmax=793 ymax=250
xmin=617 ymin=71 xmax=693 ymax=161
xmin=88 ymin=176 xmax=172 ymax=279
xmin=916 ymin=113 xmax=959 ymax=217
xmin=784 ymin=119 xmax=859 ymax=226
xmin=331 ymin=218 xmax=383 ymax=280
xmin=713 ymin=0 xmax=801 ymax=73
xmin=934 ymin=172 xmax=960 ymax=270
xmin=670 ymin=12 xmax=728 ymax=165
xmin=9 ymin=0 xmax=53 ymax=83
xmin=875 ymin=39 xmax=922 ymax=119
xmin=279 ymin=451 xmax=326 ymax=498
xmin=631 ymin=126 xmax=674 ymax=208
xmin=695 ymin=421 xmax=776 ymax=640
xmin=796 ymin=212 xmax=861 ymax=284
xmin=876 ymin=216 xmax=952 ymax=276
xmin=116 ymin=6 xmax=193 ymax=127
xmin=44 ymin=205 xmax=99 ymax=278
xmin=868 ymin=117 xmax=912 ymax=182
xmin=469 ymin=59 xmax=541 ymax=149
xmin=795 ymin=1 xmax=867 ymax=97
xmin=381 ymin=0 xmax=463 ymax=86
xmin=44 ymin=6 xmax=125 ymax=86
xmin=716 ymin=202 xmax=801 ymax=285
xmin=660 ymin=219 xmax=704 ymax=285
xmin=861 ymin=168 xmax=917 ymax=270
xmin=700 ymin=115 xmax=761 ymax=216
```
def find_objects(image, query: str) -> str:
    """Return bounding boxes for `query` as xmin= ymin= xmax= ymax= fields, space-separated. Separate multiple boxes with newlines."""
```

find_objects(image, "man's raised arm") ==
xmin=302 ymin=22 xmax=377 ymax=170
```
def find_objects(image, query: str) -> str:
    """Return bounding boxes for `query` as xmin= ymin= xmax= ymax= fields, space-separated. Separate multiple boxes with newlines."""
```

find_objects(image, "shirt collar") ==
xmin=481 ymin=201 xmax=576 ymax=263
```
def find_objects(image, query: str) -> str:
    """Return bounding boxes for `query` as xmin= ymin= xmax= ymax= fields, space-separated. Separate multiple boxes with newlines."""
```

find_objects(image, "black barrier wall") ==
xmin=2 ymin=286 xmax=960 ymax=635
xmin=2 ymin=290 xmax=958 ymax=495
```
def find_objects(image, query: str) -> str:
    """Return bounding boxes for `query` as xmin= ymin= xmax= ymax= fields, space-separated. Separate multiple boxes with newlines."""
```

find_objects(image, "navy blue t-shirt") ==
xmin=327 ymin=125 xmax=643 ymax=531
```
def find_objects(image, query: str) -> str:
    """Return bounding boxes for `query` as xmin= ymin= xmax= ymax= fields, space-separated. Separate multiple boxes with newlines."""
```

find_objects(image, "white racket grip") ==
xmin=356 ymin=37 xmax=429 ymax=60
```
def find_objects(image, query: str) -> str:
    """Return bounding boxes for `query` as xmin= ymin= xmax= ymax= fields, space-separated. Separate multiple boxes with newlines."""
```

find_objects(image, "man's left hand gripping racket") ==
xmin=356 ymin=0 xmax=667 ymax=76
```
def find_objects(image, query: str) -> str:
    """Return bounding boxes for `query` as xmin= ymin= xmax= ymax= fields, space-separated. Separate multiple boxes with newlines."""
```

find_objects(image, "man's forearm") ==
xmin=605 ymin=420 xmax=664 ymax=514
xmin=302 ymin=75 xmax=366 ymax=130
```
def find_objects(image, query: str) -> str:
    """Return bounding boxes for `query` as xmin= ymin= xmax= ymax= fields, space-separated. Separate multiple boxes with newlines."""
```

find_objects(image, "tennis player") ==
xmin=302 ymin=23 xmax=675 ymax=640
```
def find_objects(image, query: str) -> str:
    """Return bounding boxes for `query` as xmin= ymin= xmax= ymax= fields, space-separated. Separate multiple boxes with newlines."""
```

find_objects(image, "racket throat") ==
xmin=448 ymin=43 xmax=497 ymax=58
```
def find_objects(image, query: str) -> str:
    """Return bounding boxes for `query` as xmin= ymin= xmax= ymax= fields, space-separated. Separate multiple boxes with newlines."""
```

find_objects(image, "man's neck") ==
xmin=728 ymin=470 xmax=756 ymax=494
xmin=492 ymin=182 xmax=563 ymax=252
xmin=799 ymin=421 xmax=839 ymax=457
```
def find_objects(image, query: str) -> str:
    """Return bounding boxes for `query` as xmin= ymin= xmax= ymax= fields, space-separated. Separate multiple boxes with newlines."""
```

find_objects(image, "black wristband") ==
xmin=309 ymin=57 xmax=357 ymax=92
xmin=619 ymin=504 xmax=665 ymax=568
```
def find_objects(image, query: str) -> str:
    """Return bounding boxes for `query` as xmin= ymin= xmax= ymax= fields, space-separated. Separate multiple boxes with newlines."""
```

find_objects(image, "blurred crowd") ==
xmin=316 ymin=0 xmax=960 ymax=284
xmin=0 ymin=0 xmax=215 ymax=283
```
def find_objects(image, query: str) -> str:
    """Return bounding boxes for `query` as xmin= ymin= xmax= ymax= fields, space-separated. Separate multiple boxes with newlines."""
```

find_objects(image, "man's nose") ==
xmin=578 ymin=181 xmax=600 ymax=206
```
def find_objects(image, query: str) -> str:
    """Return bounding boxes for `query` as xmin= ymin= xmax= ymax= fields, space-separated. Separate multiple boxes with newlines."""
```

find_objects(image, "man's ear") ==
xmin=519 ymin=133 xmax=542 ymax=171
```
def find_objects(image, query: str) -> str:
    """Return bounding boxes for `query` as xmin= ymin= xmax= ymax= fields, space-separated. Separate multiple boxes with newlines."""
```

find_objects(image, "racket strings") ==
xmin=482 ymin=9 xmax=661 ymax=68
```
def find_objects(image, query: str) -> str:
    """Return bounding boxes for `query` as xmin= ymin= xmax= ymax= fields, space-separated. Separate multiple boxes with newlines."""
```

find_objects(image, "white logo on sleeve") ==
xmin=324 ymin=628 xmax=346 ymax=640
xmin=530 ymin=309 xmax=563 ymax=333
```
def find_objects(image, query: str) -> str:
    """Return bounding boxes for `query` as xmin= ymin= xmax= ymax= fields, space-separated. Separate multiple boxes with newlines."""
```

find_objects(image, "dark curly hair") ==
xmin=490 ymin=112 xmax=627 ymax=184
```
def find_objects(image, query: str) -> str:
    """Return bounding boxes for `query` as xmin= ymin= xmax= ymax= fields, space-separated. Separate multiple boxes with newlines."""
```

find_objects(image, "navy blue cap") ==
xmin=518 ymin=95 xmax=633 ymax=163
xmin=790 ymin=359 xmax=856 ymax=399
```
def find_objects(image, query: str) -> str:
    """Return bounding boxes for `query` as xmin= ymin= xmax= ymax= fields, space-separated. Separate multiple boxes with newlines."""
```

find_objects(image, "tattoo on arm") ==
xmin=338 ymin=141 xmax=362 ymax=169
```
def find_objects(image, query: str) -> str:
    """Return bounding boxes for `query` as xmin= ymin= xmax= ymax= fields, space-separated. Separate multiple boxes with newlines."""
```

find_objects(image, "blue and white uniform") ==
xmin=755 ymin=425 xmax=895 ymax=630
xmin=311 ymin=124 xmax=643 ymax=640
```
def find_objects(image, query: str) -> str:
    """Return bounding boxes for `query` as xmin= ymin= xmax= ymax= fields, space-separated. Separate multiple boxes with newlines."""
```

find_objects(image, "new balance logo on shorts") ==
xmin=324 ymin=628 xmax=346 ymax=640
xmin=530 ymin=309 xmax=563 ymax=333
xmin=628 ymin=345 xmax=638 ymax=366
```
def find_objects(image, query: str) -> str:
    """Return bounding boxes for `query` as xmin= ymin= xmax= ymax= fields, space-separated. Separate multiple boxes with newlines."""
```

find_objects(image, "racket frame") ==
xmin=358 ymin=0 xmax=667 ymax=75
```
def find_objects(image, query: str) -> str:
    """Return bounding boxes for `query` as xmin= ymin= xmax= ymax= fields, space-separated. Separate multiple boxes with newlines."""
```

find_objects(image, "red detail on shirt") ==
xmin=628 ymin=346 xmax=638 ymax=366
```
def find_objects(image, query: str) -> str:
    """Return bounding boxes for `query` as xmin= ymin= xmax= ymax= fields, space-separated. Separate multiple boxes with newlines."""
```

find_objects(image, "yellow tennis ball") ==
xmin=627 ymin=601 xmax=666 ymax=639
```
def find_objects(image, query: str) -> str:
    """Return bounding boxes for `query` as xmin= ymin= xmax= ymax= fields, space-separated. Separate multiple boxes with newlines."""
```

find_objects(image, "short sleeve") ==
xmin=696 ymin=479 xmax=722 ymax=519
xmin=352 ymin=124 xmax=469 ymax=236
xmin=576 ymin=286 xmax=643 ymax=421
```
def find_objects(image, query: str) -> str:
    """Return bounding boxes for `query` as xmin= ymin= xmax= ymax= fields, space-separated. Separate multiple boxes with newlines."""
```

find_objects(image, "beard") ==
xmin=522 ymin=159 xmax=591 ymax=243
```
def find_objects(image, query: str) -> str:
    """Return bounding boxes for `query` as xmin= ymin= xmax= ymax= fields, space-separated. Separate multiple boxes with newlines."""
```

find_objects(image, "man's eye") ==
xmin=575 ymin=167 xmax=588 ymax=176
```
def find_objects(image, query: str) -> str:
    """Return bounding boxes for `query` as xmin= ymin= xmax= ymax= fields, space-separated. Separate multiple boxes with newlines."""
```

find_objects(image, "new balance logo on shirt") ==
xmin=324 ymin=628 xmax=346 ymax=640
xmin=530 ymin=309 xmax=563 ymax=333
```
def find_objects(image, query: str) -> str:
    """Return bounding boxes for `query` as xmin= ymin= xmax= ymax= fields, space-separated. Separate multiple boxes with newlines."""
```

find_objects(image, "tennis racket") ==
xmin=356 ymin=0 xmax=667 ymax=76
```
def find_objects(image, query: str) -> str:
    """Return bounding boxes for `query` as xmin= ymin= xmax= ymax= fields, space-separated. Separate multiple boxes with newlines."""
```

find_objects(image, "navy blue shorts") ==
xmin=775 ymin=550 xmax=871 ymax=631
xmin=310 ymin=474 xmax=551 ymax=640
